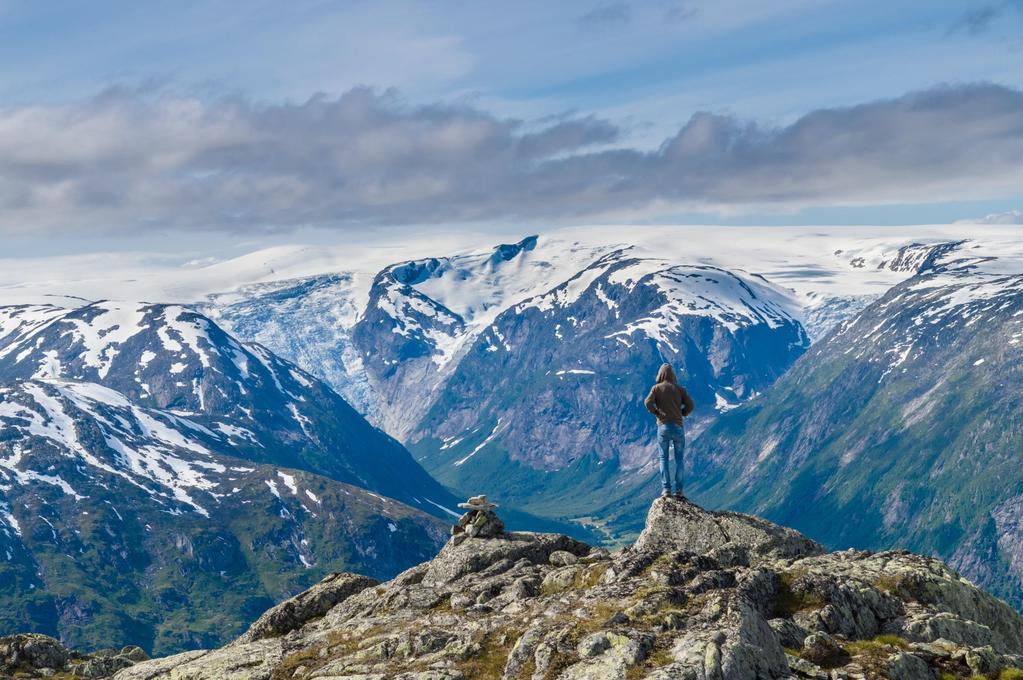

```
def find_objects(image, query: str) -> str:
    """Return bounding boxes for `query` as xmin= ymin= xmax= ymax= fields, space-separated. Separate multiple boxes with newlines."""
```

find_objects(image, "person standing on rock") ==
xmin=644 ymin=363 xmax=695 ymax=498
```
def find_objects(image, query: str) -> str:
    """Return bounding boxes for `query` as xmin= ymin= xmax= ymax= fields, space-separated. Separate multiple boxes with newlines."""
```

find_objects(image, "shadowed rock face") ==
xmin=49 ymin=497 xmax=1021 ymax=680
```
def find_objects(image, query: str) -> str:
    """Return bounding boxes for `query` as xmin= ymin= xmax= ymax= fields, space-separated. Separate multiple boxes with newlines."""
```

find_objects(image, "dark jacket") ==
xmin=644 ymin=382 xmax=695 ymax=425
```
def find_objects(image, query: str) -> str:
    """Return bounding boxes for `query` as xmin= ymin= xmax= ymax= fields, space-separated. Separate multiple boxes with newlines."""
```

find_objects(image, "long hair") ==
xmin=655 ymin=363 xmax=677 ymax=384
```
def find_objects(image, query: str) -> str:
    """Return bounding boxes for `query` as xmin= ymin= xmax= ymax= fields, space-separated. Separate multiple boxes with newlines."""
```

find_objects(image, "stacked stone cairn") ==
xmin=449 ymin=494 xmax=504 ymax=545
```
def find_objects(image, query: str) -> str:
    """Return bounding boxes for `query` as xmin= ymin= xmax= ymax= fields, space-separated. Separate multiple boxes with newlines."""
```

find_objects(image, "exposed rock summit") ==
xmin=635 ymin=496 xmax=825 ymax=564
xmin=16 ymin=497 xmax=1019 ymax=679
xmin=0 ymin=633 xmax=148 ymax=678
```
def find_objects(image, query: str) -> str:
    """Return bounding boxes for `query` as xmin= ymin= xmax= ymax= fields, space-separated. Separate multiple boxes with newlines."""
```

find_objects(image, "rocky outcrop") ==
xmin=236 ymin=572 xmax=380 ymax=643
xmin=106 ymin=497 xmax=1023 ymax=679
xmin=451 ymin=495 xmax=506 ymax=544
xmin=0 ymin=633 xmax=148 ymax=678
xmin=634 ymin=496 xmax=825 ymax=564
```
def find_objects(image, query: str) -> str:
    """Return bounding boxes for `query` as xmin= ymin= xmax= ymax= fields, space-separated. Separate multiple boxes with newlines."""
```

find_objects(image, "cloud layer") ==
xmin=2 ymin=83 xmax=1022 ymax=235
xmin=957 ymin=209 xmax=1023 ymax=225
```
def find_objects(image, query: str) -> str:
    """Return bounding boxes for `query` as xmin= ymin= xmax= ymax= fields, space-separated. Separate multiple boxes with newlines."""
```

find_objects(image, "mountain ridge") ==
xmin=685 ymin=243 xmax=1023 ymax=611
xmin=8 ymin=495 xmax=1019 ymax=679
xmin=406 ymin=249 xmax=810 ymax=537
xmin=0 ymin=301 xmax=465 ymax=654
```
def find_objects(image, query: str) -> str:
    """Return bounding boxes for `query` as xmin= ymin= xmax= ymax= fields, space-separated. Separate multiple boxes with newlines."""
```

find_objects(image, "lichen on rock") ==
xmin=98 ymin=496 xmax=1023 ymax=679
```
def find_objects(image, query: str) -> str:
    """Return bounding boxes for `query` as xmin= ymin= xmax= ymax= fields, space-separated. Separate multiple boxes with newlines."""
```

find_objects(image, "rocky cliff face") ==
xmin=52 ymin=497 xmax=1021 ymax=680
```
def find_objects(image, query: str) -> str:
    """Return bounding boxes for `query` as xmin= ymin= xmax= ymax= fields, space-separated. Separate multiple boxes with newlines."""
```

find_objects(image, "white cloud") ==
xmin=956 ymin=209 xmax=1023 ymax=225
xmin=1 ymin=83 xmax=1022 ymax=235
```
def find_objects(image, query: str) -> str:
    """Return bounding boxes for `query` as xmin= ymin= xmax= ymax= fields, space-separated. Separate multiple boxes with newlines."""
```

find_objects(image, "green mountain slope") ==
xmin=686 ymin=256 xmax=1023 ymax=608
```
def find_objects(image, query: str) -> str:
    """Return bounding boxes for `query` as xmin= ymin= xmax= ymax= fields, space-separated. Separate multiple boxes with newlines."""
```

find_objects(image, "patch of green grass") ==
xmin=271 ymin=624 xmax=389 ymax=680
xmin=271 ymin=629 xmax=355 ymax=680
xmin=632 ymin=583 xmax=674 ymax=601
xmin=1001 ymin=669 xmax=1023 ymax=680
xmin=649 ymin=649 xmax=674 ymax=667
xmin=430 ymin=594 xmax=453 ymax=612
xmin=875 ymin=574 xmax=904 ymax=594
xmin=873 ymin=634 xmax=909 ymax=649
xmin=575 ymin=563 xmax=610 ymax=589
xmin=843 ymin=634 xmax=910 ymax=660
xmin=625 ymin=647 xmax=675 ymax=679
xmin=453 ymin=628 xmax=522 ymax=680
xmin=641 ymin=553 xmax=677 ymax=574
xmin=843 ymin=640 xmax=887 ymax=657
xmin=773 ymin=570 xmax=823 ymax=617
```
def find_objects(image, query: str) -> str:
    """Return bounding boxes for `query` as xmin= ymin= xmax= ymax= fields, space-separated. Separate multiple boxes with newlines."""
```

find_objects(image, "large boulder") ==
xmin=634 ymin=496 xmax=824 ymax=563
xmin=0 ymin=633 xmax=155 ymax=679
xmin=787 ymin=549 xmax=1023 ymax=655
xmin=0 ymin=633 xmax=71 ymax=675
xmin=236 ymin=572 xmax=379 ymax=643
xmin=423 ymin=530 xmax=592 ymax=585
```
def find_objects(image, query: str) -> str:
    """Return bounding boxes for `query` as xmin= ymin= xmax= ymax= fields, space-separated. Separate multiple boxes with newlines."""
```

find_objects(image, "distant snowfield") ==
xmin=1 ymin=224 xmax=1020 ymax=315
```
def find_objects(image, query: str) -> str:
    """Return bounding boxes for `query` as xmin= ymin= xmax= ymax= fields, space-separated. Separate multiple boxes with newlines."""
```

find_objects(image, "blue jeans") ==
xmin=657 ymin=422 xmax=685 ymax=493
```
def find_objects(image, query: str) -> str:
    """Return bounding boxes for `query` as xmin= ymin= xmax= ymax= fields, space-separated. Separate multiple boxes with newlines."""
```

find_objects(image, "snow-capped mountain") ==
xmin=0 ymin=302 xmax=469 ymax=652
xmin=349 ymin=236 xmax=614 ymax=435
xmin=199 ymin=227 xmax=994 ymax=438
xmin=0 ymin=301 xmax=462 ymax=512
xmin=0 ymin=374 xmax=447 ymax=654
xmin=5 ymin=224 xmax=1022 ymax=619
xmin=684 ymin=238 xmax=1023 ymax=609
xmin=193 ymin=227 xmax=1023 ymax=538
xmin=401 ymin=249 xmax=809 ymax=535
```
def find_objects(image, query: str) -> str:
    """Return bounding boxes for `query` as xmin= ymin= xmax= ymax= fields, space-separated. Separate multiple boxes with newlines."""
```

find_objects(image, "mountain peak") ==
xmin=489 ymin=235 xmax=539 ymax=264
xmin=97 ymin=498 xmax=1023 ymax=680
xmin=635 ymin=496 xmax=825 ymax=564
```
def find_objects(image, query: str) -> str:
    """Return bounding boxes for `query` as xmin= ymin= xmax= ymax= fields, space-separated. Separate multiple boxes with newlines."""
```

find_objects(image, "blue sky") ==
xmin=1 ymin=0 xmax=1022 ymax=255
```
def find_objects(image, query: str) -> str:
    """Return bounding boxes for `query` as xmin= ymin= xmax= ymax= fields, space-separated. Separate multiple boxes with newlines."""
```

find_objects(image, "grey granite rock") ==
xmin=0 ymin=634 xmax=70 ymax=674
xmin=102 ymin=498 xmax=1023 ymax=680
xmin=885 ymin=652 xmax=934 ymax=680
xmin=801 ymin=632 xmax=844 ymax=667
xmin=237 ymin=572 xmax=379 ymax=643
xmin=769 ymin=618 xmax=808 ymax=648
xmin=635 ymin=497 xmax=824 ymax=564
xmin=424 ymin=531 xmax=590 ymax=585
xmin=550 ymin=550 xmax=580 ymax=567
